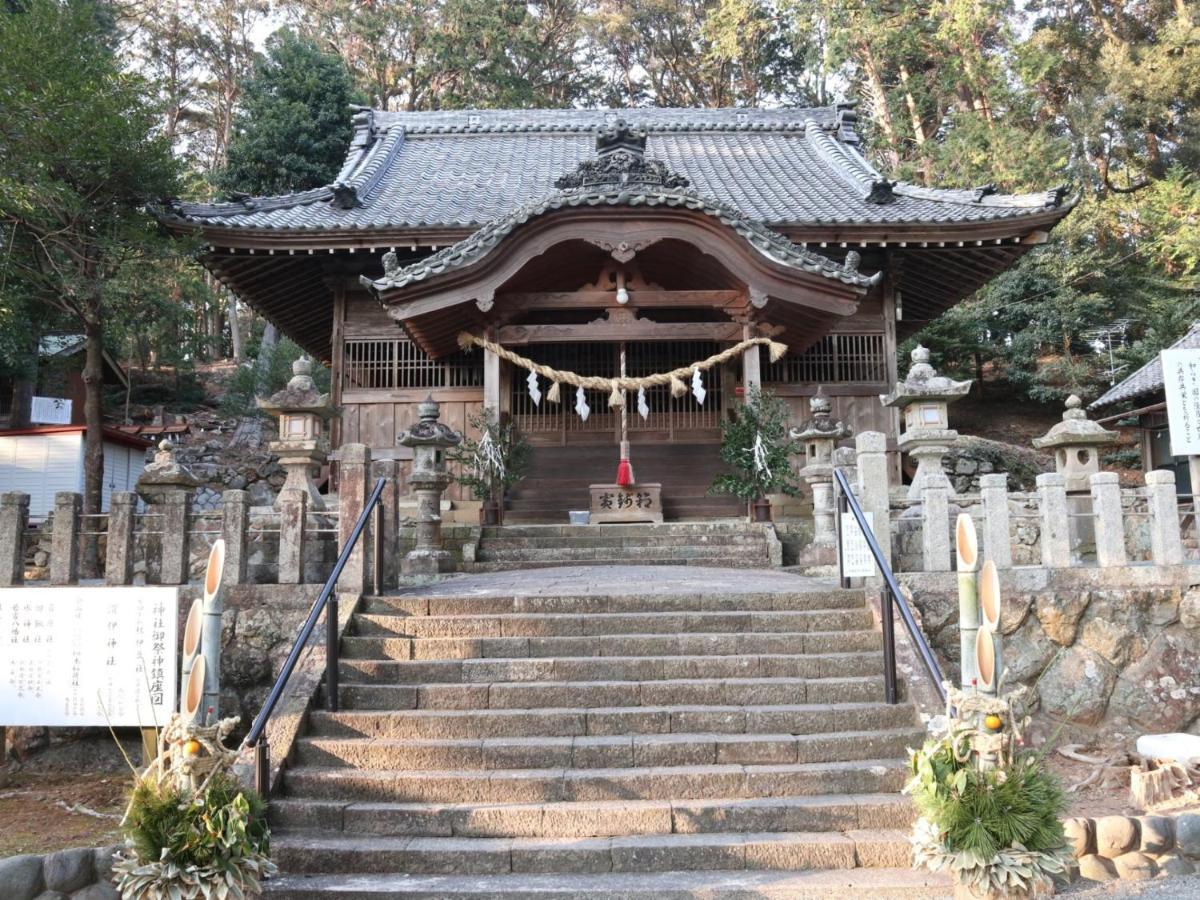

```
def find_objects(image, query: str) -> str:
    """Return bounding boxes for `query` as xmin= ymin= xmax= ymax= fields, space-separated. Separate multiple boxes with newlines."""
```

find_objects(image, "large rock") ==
xmin=1062 ymin=817 xmax=1092 ymax=857
xmin=1003 ymin=614 xmax=1057 ymax=683
xmin=74 ymin=885 xmax=120 ymax=900
xmin=1178 ymin=814 xmax=1200 ymax=858
xmin=1182 ymin=587 xmax=1200 ymax=630
xmin=42 ymin=847 xmax=93 ymax=893
xmin=1035 ymin=591 xmax=1091 ymax=646
xmin=1000 ymin=593 xmax=1032 ymax=636
xmin=1095 ymin=816 xmax=1139 ymax=859
xmin=1107 ymin=628 xmax=1200 ymax=733
xmin=1037 ymin=647 xmax=1118 ymax=725
xmin=0 ymin=855 xmax=44 ymax=900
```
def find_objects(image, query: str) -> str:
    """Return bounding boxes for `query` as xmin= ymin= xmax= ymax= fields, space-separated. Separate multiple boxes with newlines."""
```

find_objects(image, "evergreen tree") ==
xmin=219 ymin=28 xmax=362 ymax=196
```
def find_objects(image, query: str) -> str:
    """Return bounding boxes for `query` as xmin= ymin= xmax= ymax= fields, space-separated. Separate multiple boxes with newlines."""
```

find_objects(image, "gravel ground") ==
xmin=1061 ymin=874 xmax=1200 ymax=898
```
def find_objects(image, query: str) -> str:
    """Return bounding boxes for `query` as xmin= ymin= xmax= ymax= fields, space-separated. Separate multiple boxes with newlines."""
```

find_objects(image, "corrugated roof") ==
xmin=163 ymin=106 xmax=1067 ymax=233
xmin=1090 ymin=321 xmax=1200 ymax=409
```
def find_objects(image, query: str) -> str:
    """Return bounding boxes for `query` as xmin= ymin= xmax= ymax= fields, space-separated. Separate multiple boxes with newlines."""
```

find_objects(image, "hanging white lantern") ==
xmin=526 ymin=370 xmax=542 ymax=407
xmin=637 ymin=386 xmax=649 ymax=420
xmin=574 ymin=385 xmax=590 ymax=422
xmin=691 ymin=368 xmax=706 ymax=405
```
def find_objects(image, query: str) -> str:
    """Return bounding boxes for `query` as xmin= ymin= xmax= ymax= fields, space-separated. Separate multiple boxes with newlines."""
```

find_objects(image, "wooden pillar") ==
xmin=329 ymin=282 xmax=346 ymax=449
xmin=742 ymin=323 xmax=761 ymax=397
xmin=484 ymin=348 xmax=501 ymax=414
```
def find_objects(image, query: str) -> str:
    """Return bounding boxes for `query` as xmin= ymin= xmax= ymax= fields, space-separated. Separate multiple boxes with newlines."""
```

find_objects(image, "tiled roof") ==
xmin=1090 ymin=322 xmax=1200 ymax=409
xmin=162 ymin=106 xmax=1067 ymax=233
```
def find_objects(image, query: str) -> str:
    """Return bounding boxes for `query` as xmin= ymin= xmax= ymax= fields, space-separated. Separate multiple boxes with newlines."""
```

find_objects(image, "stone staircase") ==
xmin=470 ymin=523 xmax=773 ymax=570
xmin=264 ymin=571 xmax=948 ymax=898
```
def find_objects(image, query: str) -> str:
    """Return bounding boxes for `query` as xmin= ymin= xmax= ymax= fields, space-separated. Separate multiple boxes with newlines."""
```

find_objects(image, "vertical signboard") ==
xmin=839 ymin=510 xmax=877 ymax=578
xmin=0 ymin=587 xmax=178 ymax=728
xmin=1163 ymin=348 xmax=1200 ymax=457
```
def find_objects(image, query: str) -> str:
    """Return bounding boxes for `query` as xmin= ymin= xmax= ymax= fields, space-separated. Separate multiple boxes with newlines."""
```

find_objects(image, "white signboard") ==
xmin=839 ymin=510 xmax=877 ymax=578
xmin=1163 ymin=349 xmax=1200 ymax=457
xmin=0 ymin=587 xmax=178 ymax=727
xmin=30 ymin=396 xmax=72 ymax=425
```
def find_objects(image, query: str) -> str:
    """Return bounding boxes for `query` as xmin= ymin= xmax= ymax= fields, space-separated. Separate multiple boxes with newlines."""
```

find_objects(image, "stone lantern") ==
xmin=790 ymin=390 xmax=851 ymax=546
xmin=881 ymin=345 xmax=972 ymax=499
xmin=257 ymin=356 xmax=334 ymax=510
xmin=1032 ymin=395 xmax=1118 ymax=491
xmin=136 ymin=440 xmax=200 ymax=585
xmin=399 ymin=396 xmax=462 ymax=575
xmin=1033 ymin=394 xmax=1119 ymax=557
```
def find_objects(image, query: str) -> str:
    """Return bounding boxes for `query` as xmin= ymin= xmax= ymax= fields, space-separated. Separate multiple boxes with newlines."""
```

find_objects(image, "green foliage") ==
xmin=710 ymin=386 xmax=800 ymax=501
xmin=906 ymin=734 xmax=1067 ymax=861
xmin=448 ymin=408 xmax=531 ymax=502
xmin=122 ymin=772 xmax=270 ymax=872
xmin=219 ymin=28 xmax=363 ymax=196
xmin=221 ymin=338 xmax=330 ymax=417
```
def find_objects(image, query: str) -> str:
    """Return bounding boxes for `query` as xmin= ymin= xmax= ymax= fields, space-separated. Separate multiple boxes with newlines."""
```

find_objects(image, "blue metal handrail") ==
xmin=832 ymin=468 xmax=947 ymax=706
xmin=242 ymin=476 xmax=388 ymax=794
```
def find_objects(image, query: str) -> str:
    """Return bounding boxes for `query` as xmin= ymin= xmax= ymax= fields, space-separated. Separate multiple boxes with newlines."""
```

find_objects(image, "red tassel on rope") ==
xmin=616 ymin=458 xmax=634 ymax=487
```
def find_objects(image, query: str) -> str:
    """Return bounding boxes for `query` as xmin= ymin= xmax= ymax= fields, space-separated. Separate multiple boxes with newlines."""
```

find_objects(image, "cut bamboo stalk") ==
xmin=182 ymin=656 xmax=206 ymax=723
xmin=179 ymin=598 xmax=203 ymax=716
xmin=201 ymin=540 xmax=226 ymax=726
xmin=955 ymin=513 xmax=980 ymax=688
xmin=979 ymin=559 xmax=1003 ymax=692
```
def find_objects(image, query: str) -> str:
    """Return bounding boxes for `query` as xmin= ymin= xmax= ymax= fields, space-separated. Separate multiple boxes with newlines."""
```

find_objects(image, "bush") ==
xmin=448 ymin=408 xmax=531 ymax=502
xmin=709 ymin=386 xmax=800 ymax=501
xmin=220 ymin=337 xmax=329 ymax=418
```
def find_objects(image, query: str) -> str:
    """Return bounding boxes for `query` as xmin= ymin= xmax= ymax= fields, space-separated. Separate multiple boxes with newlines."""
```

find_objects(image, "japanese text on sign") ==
xmin=839 ymin=511 xmax=877 ymax=579
xmin=1163 ymin=349 xmax=1200 ymax=457
xmin=0 ymin=587 xmax=178 ymax=727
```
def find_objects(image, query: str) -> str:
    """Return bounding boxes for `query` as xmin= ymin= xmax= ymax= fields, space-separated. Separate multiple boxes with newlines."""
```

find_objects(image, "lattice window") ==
xmin=342 ymin=338 xmax=483 ymax=390
xmin=763 ymin=333 xmax=887 ymax=384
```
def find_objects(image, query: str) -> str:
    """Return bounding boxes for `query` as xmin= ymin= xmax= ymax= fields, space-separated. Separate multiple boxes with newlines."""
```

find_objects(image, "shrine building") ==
xmin=161 ymin=106 xmax=1071 ymax=521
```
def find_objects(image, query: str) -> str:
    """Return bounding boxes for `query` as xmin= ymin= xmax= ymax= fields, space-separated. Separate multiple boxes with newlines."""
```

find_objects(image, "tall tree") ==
xmin=219 ymin=29 xmax=363 ymax=196
xmin=0 ymin=0 xmax=179 ymax=567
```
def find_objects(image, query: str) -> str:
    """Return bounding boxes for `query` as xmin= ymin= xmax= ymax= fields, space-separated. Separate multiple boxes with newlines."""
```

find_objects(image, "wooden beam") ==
xmin=498 ymin=321 xmax=746 ymax=344
xmin=498 ymin=290 xmax=746 ymax=310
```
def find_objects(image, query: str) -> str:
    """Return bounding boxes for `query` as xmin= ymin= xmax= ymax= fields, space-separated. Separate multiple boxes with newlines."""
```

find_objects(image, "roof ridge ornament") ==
xmin=554 ymin=118 xmax=691 ymax=192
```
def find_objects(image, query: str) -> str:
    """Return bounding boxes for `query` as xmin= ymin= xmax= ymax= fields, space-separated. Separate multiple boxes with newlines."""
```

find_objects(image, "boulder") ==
xmin=1094 ymin=816 xmax=1139 ymax=859
xmin=1037 ymin=647 xmax=1118 ymax=726
xmin=1003 ymin=615 xmax=1057 ymax=683
xmin=1108 ymin=628 xmax=1200 ymax=733
xmin=1178 ymin=813 xmax=1200 ymax=858
xmin=1112 ymin=851 xmax=1155 ymax=880
xmin=1076 ymin=853 xmax=1117 ymax=882
xmin=74 ymin=883 xmax=121 ymax=900
xmin=1182 ymin=587 xmax=1200 ymax=630
xmin=1137 ymin=815 xmax=1174 ymax=854
xmin=1157 ymin=853 xmax=1196 ymax=875
xmin=1062 ymin=817 xmax=1092 ymax=857
xmin=0 ymin=855 xmax=44 ymax=900
xmin=1000 ymin=593 xmax=1032 ymax=636
xmin=1035 ymin=591 xmax=1090 ymax=646
xmin=42 ymin=847 xmax=93 ymax=893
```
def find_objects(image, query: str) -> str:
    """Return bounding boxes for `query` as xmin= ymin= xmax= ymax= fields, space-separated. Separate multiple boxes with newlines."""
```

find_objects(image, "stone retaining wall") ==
xmin=1066 ymin=812 xmax=1200 ymax=882
xmin=899 ymin=565 xmax=1200 ymax=738
xmin=0 ymin=845 xmax=120 ymax=900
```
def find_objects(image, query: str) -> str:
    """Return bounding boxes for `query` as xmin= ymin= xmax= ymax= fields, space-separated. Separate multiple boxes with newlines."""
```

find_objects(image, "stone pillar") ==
xmin=338 ymin=443 xmax=372 ymax=594
xmin=50 ymin=491 xmax=81 ymax=585
xmin=373 ymin=459 xmax=401 ymax=590
xmin=221 ymin=490 xmax=250 ymax=586
xmin=1037 ymin=472 xmax=1071 ymax=568
xmin=1089 ymin=472 xmax=1126 ymax=568
xmin=855 ymin=431 xmax=892 ymax=569
xmin=158 ymin=491 xmax=191 ymax=585
xmin=0 ymin=492 xmax=29 ymax=586
xmin=979 ymin=474 xmax=1012 ymax=568
xmin=278 ymin=489 xmax=307 ymax=585
xmin=105 ymin=492 xmax=136 ymax=586
xmin=1146 ymin=469 xmax=1184 ymax=566
xmin=921 ymin=482 xmax=951 ymax=572
xmin=484 ymin=348 xmax=502 ymax=413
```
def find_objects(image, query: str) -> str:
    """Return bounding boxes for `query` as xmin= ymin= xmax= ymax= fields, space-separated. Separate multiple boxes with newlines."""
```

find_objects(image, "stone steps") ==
xmin=264 ymin=867 xmax=952 ymax=899
xmin=340 ymin=629 xmax=883 ymax=661
xmin=467 ymin=556 xmax=770 ymax=571
xmin=268 ymin=572 xmax=929 ymax=895
xmin=269 ymin=829 xmax=914 ymax=876
xmin=338 ymin=651 xmax=883 ymax=684
xmin=350 ymin=609 xmax=874 ymax=638
xmin=475 ymin=546 xmax=768 ymax=563
xmin=478 ymin=534 xmax=766 ymax=550
xmin=306 ymin=701 xmax=916 ymax=740
xmin=328 ymin=675 xmax=894 ymax=711
xmin=293 ymin=727 xmax=924 ymax=771
xmin=360 ymin=589 xmax=867 ymax=616
xmin=269 ymin=791 xmax=917 ymax=838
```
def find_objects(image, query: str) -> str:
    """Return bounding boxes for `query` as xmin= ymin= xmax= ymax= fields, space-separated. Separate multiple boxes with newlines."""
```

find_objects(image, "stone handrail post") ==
xmin=854 ymin=431 xmax=892 ymax=569
xmin=105 ymin=492 xmax=136 ymax=585
xmin=1089 ymin=472 xmax=1127 ymax=568
xmin=1145 ymin=469 xmax=1184 ymax=566
xmin=373 ymin=459 xmax=401 ymax=590
xmin=158 ymin=491 xmax=191 ymax=585
xmin=50 ymin=491 xmax=81 ymax=585
xmin=221 ymin=490 xmax=250 ymax=586
xmin=978 ymin=474 xmax=1012 ymax=568
xmin=278 ymin=489 xmax=307 ymax=585
xmin=0 ymin=492 xmax=29 ymax=586
xmin=921 ymin=482 xmax=952 ymax=572
xmin=338 ymin=443 xmax=372 ymax=595
xmin=1036 ymin=472 xmax=1071 ymax=568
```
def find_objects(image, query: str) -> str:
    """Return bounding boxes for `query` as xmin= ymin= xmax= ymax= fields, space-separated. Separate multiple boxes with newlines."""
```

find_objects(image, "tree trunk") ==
xmin=81 ymin=300 xmax=105 ymax=578
xmin=858 ymin=43 xmax=901 ymax=170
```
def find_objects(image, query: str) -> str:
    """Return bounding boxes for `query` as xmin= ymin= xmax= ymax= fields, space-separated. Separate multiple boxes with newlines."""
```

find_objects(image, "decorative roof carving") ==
xmin=554 ymin=119 xmax=691 ymax=192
